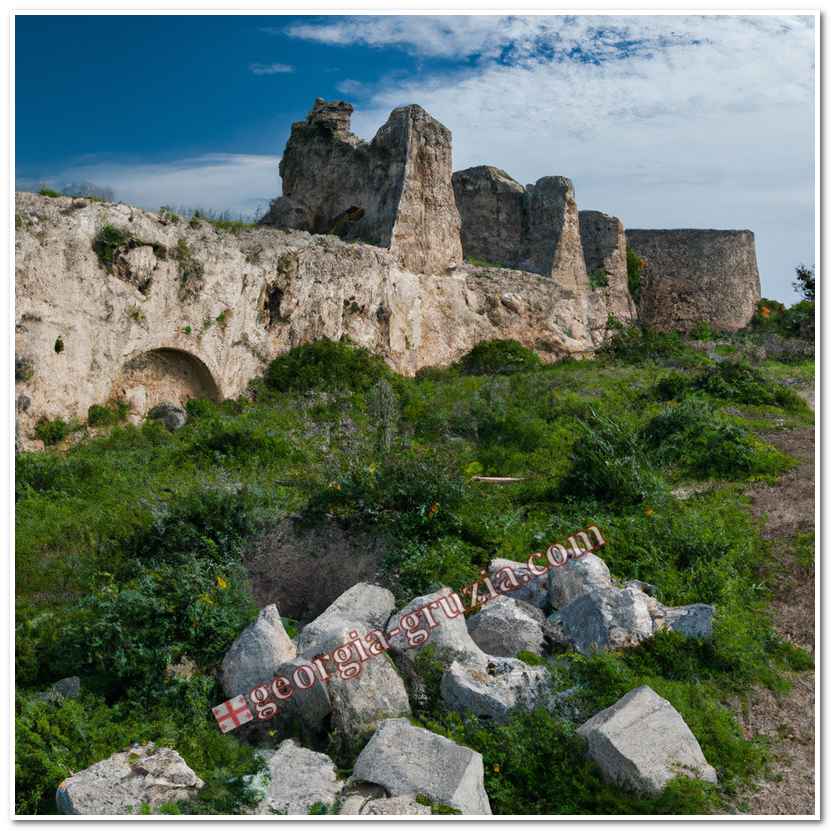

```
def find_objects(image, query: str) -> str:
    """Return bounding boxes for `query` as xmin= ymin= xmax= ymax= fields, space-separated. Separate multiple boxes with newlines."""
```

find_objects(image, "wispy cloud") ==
xmin=335 ymin=79 xmax=369 ymax=97
xmin=249 ymin=62 xmax=294 ymax=75
xmin=19 ymin=154 xmax=281 ymax=219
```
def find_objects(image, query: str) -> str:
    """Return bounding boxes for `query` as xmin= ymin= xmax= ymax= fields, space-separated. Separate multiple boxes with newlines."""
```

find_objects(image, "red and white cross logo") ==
xmin=212 ymin=695 xmax=254 ymax=733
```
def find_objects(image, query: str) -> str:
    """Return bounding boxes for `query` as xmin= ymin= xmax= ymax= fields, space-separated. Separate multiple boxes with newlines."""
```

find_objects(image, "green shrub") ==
xmin=385 ymin=536 xmax=481 ymax=602
xmin=264 ymin=338 xmax=393 ymax=394
xmin=457 ymin=340 xmax=541 ymax=376
xmin=694 ymin=362 xmax=808 ymax=412
xmin=15 ymin=688 xmax=263 ymax=814
xmin=599 ymin=326 xmax=706 ymax=368
xmin=589 ymin=268 xmax=609 ymax=289
xmin=37 ymin=187 xmax=61 ymax=198
xmin=34 ymin=418 xmax=68 ymax=446
xmin=689 ymin=321 xmax=715 ymax=340
xmin=642 ymin=397 xmax=790 ymax=480
xmin=559 ymin=412 xmax=665 ymax=505
xmin=93 ymin=225 xmax=131 ymax=270
xmin=626 ymin=246 xmax=643 ymax=304
xmin=87 ymin=401 xmax=129 ymax=427
xmin=304 ymin=446 xmax=465 ymax=540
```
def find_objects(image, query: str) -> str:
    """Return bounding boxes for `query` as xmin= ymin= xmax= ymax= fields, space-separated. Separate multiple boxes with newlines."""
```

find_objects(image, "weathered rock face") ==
xmin=221 ymin=605 xmax=296 ymax=701
xmin=56 ymin=744 xmax=204 ymax=815
xmin=580 ymin=210 xmax=637 ymax=341
xmin=350 ymin=718 xmax=492 ymax=814
xmin=577 ymin=686 xmax=718 ymax=794
xmin=15 ymin=192 xmax=601 ymax=448
xmin=253 ymin=740 xmax=342 ymax=815
xmin=441 ymin=657 xmax=552 ymax=722
xmin=261 ymin=98 xmax=462 ymax=275
xmin=626 ymin=229 xmax=761 ymax=332
xmin=466 ymin=596 xmax=547 ymax=657
xmin=452 ymin=167 xmax=592 ymax=295
xmin=452 ymin=166 xmax=525 ymax=266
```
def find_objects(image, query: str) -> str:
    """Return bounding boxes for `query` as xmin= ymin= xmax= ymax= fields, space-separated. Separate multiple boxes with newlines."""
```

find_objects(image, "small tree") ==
xmin=793 ymin=264 xmax=815 ymax=302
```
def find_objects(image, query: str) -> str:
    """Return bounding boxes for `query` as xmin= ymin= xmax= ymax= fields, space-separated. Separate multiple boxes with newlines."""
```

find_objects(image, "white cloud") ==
xmin=249 ymin=62 xmax=294 ymax=75
xmin=21 ymin=154 xmax=281 ymax=219
xmin=306 ymin=15 xmax=814 ymax=302
xmin=336 ymin=78 xmax=369 ymax=97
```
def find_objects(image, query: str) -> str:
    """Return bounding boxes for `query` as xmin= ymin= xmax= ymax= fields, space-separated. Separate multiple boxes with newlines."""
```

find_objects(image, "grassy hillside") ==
xmin=15 ymin=329 xmax=814 ymax=815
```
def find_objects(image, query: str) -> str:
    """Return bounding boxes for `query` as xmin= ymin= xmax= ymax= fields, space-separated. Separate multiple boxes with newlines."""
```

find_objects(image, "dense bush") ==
xmin=34 ymin=418 xmax=69 ymax=446
xmin=626 ymin=246 xmax=643 ymax=304
xmin=457 ymin=339 xmax=541 ymax=376
xmin=693 ymin=362 xmax=807 ymax=412
xmin=264 ymin=338 xmax=393 ymax=393
xmin=559 ymin=412 xmax=665 ymax=505
xmin=643 ymin=397 xmax=790 ymax=479
xmin=599 ymin=326 xmax=706 ymax=368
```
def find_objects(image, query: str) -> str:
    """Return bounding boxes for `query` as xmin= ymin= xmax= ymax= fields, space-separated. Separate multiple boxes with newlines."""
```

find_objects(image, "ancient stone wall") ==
xmin=260 ymin=99 xmax=462 ymax=275
xmin=625 ymin=229 xmax=761 ymax=332
xmin=452 ymin=167 xmax=590 ymax=295
xmin=580 ymin=210 xmax=637 ymax=337
xmin=15 ymin=192 xmax=605 ymax=448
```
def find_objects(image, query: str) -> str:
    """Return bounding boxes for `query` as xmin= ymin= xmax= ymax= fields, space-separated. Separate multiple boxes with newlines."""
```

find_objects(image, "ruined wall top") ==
xmin=262 ymin=99 xmax=462 ymax=275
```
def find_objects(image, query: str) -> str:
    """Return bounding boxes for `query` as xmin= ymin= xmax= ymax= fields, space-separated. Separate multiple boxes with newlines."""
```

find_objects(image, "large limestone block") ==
xmin=273 ymin=656 xmax=332 ymax=730
xmin=441 ymin=657 xmax=552 ymax=722
xmin=261 ymin=98 xmax=462 ymax=275
xmin=559 ymin=586 xmax=654 ymax=655
xmin=221 ymin=605 xmax=296 ymax=700
xmin=387 ymin=587 xmax=487 ymax=670
xmin=254 ymin=740 xmax=342 ymax=815
xmin=577 ymin=686 xmax=718 ymax=794
xmin=56 ymin=744 xmax=204 ymax=815
xmin=296 ymin=583 xmax=394 ymax=655
xmin=329 ymin=651 xmax=412 ymax=742
xmin=467 ymin=595 xmax=547 ymax=656
xmin=548 ymin=552 xmax=613 ymax=610
xmin=351 ymin=718 xmax=492 ymax=814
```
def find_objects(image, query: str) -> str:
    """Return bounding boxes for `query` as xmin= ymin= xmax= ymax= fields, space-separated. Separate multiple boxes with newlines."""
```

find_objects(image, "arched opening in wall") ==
xmin=114 ymin=348 xmax=220 ymax=416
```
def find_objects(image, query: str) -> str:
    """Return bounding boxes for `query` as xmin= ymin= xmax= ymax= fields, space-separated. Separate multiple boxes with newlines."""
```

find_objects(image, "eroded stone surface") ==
xmin=15 ymin=192 xmax=599 ymax=449
xmin=626 ymin=228 xmax=761 ymax=332
xmin=467 ymin=596 xmax=547 ymax=656
xmin=254 ymin=740 xmax=342 ymax=815
xmin=261 ymin=98 xmax=462 ymax=274
xmin=221 ymin=605 xmax=296 ymax=700
xmin=577 ymin=686 xmax=718 ymax=794
xmin=441 ymin=657 xmax=552 ymax=722
xmin=56 ymin=744 xmax=204 ymax=815
xmin=350 ymin=718 xmax=491 ymax=814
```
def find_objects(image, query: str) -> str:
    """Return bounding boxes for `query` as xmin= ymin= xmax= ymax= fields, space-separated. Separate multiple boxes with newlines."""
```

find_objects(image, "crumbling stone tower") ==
xmin=260 ymin=98 xmax=463 ymax=275
xmin=451 ymin=166 xmax=590 ymax=294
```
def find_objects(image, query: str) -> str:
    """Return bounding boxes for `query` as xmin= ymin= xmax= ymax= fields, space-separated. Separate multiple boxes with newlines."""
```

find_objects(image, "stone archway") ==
xmin=114 ymin=347 xmax=221 ymax=417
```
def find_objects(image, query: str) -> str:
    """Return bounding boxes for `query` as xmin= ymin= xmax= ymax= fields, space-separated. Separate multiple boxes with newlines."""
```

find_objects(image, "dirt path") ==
xmin=733 ymin=426 xmax=815 ymax=815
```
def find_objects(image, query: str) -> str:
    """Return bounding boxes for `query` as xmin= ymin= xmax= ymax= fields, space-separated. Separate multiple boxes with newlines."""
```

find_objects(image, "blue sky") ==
xmin=16 ymin=14 xmax=815 ymax=302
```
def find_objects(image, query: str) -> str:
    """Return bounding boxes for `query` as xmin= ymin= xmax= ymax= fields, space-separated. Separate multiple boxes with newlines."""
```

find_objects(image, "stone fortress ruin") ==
xmin=15 ymin=97 xmax=761 ymax=446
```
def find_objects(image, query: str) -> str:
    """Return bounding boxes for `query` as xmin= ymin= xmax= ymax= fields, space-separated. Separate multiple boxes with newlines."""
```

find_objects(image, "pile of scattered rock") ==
xmin=57 ymin=550 xmax=718 ymax=815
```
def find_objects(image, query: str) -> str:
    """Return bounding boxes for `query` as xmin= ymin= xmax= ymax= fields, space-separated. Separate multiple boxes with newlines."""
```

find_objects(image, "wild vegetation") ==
xmin=16 ymin=317 xmax=814 ymax=814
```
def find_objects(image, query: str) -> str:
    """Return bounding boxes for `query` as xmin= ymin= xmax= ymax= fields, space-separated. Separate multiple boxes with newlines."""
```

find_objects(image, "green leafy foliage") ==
xmin=589 ymin=268 xmax=609 ymax=289
xmin=457 ymin=339 xmax=541 ymax=376
xmin=626 ymin=246 xmax=643 ymax=304
xmin=264 ymin=338 xmax=393 ymax=394
xmin=34 ymin=418 xmax=69 ymax=446
xmin=16 ymin=336 xmax=813 ymax=816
